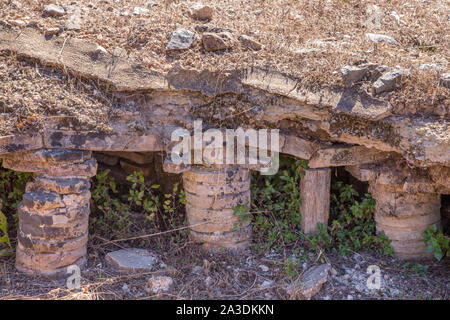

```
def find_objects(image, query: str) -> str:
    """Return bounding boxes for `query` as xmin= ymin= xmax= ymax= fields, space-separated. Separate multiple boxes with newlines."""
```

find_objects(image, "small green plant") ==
xmin=400 ymin=262 xmax=429 ymax=277
xmin=0 ymin=160 xmax=32 ymax=256
xmin=90 ymin=169 xmax=134 ymax=237
xmin=309 ymin=181 xmax=393 ymax=256
xmin=282 ymin=258 xmax=300 ymax=278
xmin=90 ymin=170 xmax=187 ymax=243
xmin=423 ymin=224 xmax=449 ymax=261
xmin=247 ymin=155 xmax=308 ymax=252
xmin=0 ymin=202 xmax=12 ymax=257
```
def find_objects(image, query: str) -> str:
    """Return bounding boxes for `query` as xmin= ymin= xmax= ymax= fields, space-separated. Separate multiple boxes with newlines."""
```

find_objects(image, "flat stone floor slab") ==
xmin=105 ymin=248 xmax=158 ymax=272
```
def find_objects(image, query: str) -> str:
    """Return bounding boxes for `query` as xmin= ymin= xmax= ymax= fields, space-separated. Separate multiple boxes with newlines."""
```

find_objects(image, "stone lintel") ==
xmin=309 ymin=145 xmax=392 ymax=168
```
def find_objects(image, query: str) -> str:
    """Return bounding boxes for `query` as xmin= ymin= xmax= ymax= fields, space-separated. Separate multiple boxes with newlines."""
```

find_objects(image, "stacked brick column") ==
xmin=369 ymin=182 xmax=441 ymax=259
xmin=183 ymin=166 xmax=252 ymax=251
xmin=2 ymin=149 xmax=96 ymax=278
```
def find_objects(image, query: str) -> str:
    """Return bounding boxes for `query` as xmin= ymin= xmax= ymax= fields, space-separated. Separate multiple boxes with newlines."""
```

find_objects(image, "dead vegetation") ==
xmin=0 ymin=54 xmax=116 ymax=135
xmin=0 ymin=0 xmax=449 ymax=117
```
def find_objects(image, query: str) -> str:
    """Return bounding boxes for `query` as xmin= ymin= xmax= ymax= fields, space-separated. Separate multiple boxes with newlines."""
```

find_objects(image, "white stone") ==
xmin=43 ymin=4 xmax=65 ymax=17
xmin=133 ymin=7 xmax=149 ymax=15
xmin=259 ymin=264 xmax=269 ymax=272
xmin=365 ymin=33 xmax=398 ymax=45
xmin=440 ymin=73 xmax=450 ymax=88
xmin=146 ymin=276 xmax=173 ymax=293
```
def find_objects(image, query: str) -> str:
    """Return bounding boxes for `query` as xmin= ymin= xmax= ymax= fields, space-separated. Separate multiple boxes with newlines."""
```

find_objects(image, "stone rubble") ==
xmin=440 ymin=73 xmax=450 ymax=89
xmin=340 ymin=65 xmax=369 ymax=86
xmin=43 ymin=4 xmax=65 ymax=17
xmin=65 ymin=5 xmax=82 ymax=31
xmin=166 ymin=28 xmax=196 ymax=51
xmin=202 ymin=32 xmax=235 ymax=51
xmin=239 ymin=35 xmax=262 ymax=51
xmin=287 ymin=264 xmax=331 ymax=299
xmin=365 ymin=33 xmax=399 ymax=46
xmin=373 ymin=69 xmax=409 ymax=94
xmin=145 ymin=276 xmax=173 ymax=293
xmin=189 ymin=3 xmax=214 ymax=21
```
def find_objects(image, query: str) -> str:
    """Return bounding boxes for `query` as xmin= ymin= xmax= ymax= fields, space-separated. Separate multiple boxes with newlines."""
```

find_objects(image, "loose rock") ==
xmin=44 ymin=27 xmax=61 ymax=36
xmin=106 ymin=248 xmax=158 ymax=272
xmin=340 ymin=65 xmax=369 ymax=85
xmin=146 ymin=276 xmax=173 ymax=293
xmin=373 ymin=69 xmax=408 ymax=94
xmin=8 ymin=20 xmax=26 ymax=27
xmin=287 ymin=264 xmax=331 ymax=299
xmin=439 ymin=73 xmax=450 ymax=89
xmin=189 ymin=3 xmax=213 ymax=20
xmin=239 ymin=35 xmax=262 ymax=51
xmin=65 ymin=5 xmax=82 ymax=31
xmin=259 ymin=264 xmax=269 ymax=272
xmin=166 ymin=28 xmax=195 ymax=51
xmin=202 ymin=32 xmax=234 ymax=51
xmin=133 ymin=7 xmax=149 ymax=15
xmin=43 ymin=4 xmax=65 ymax=17
xmin=365 ymin=33 xmax=398 ymax=45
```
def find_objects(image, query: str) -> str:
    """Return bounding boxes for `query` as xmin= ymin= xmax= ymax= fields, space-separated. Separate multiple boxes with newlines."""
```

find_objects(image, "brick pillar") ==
xmin=369 ymin=182 xmax=441 ymax=259
xmin=2 ymin=149 xmax=97 ymax=278
xmin=299 ymin=168 xmax=331 ymax=234
xmin=183 ymin=166 xmax=252 ymax=251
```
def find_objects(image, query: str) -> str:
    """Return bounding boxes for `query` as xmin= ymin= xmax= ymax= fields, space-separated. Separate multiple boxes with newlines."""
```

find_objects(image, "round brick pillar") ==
xmin=183 ymin=166 xmax=252 ymax=251
xmin=369 ymin=183 xmax=441 ymax=259
xmin=2 ymin=149 xmax=97 ymax=278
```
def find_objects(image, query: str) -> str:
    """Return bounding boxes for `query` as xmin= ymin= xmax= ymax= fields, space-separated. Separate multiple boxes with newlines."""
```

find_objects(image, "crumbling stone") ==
xmin=104 ymin=151 xmax=154 ymax=165
xmin=202 ymin=32 xmax=234 ymax=51
xmin=183 ymin=166 xmax=251 ymax=251
xmin=239 ymin=35 xmax=262 ymax=51
xmin=308 ymin=145 xmax=392 ymax=168
xmin=373 ymin=69 xmax=409 ymax=94
xmin=287 ymin=264 xmax=331 ymax=299
xmin=340 ymin=65 xmax=369 ymax=86
xmin=369 ymin=183 xmax=441 ymax=259
xmin=4 ymin=149 xmax=97 ymax=278
xmin=346 ymin=162 xmax=444 ymax=259
xmin=120 ymin=159 xmax=154 ymax=179
xmin=94 ymin=152 xmax=119 ymax=166
xmin=189 ymin=3 xmax=213 ymax=21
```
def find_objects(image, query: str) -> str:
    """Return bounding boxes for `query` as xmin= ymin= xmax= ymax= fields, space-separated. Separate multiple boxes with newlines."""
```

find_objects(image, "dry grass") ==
xmin=1 ymin=238 xmax=449 ymax=300
xmin=0 ymin=54 xmax=116 ymax=135
xmin=0 ymin=0 xmax=449 ymax=118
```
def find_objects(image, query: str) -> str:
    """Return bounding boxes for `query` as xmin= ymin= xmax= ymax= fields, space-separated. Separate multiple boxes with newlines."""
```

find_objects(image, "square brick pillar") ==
xmin=2 ymin=149 xmax=97 ymax=278
xmin=299 ymin=168 xmax=331 ymax=234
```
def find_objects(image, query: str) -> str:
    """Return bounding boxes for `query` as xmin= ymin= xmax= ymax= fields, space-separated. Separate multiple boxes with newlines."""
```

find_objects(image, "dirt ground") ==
xmin=1 ymin=232 xmax=448 ymax=300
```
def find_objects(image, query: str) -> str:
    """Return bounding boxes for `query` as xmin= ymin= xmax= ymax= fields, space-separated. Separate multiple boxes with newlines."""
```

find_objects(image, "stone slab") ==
xmin=106 ymin=248 xmax=158 ymax=272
